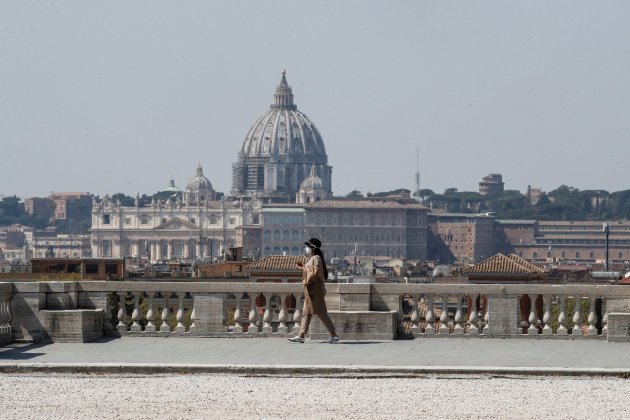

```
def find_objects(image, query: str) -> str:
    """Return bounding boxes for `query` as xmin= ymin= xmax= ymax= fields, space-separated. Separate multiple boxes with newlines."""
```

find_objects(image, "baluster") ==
xmin=103 ymin=293 xmax=113 ymax=335
xmin=292 ymin=293 xmax=302 ymax=334
xmin=425 ymin=295 xmax=435 ymax=334
xmin=482 ymin=299 xmax=489 ymax=335
xmin=398 ymin=294 xmax=406 ymax=335
xmin=587 ymin=296 xmax=597 ymax=335
xmin=572 ymin=296 xmax=582 ymax=336
xmin=278 ymin=294 xmax=288 ymax=334
xmin=438 ymin=295 xmax=449 ymax=334
xmin=249 ymin=294 xmax=259 ymax=334
xmin=453 ymin=295 xmax=464 ymax=334
xmin=0 ymin=293 xmax=9 ymax=336
xmin=233 ymin=294 xmax=243 ymax=333
xmin=528 ymin=294 xmax=539 ymax=334
xmin=116 ymin=305 xmax=126 ymax=333
xmin=262 ymin=293 xmax=272 ymax=334
xmin=542 ymin=295 xmax=552 ymax=335
xmin=189 ymin=307 xmax=196 ymax=333
xmin=145 ymin=293 xmax=156 ymax=332
xmin=175 ymin=294 xmax=185 ymax=333
xmin=603 ymin=299 xmax=609 ymax=335
xmin=557 ymin=295 xmax=567 ymax=334
xmin=130 ymin=293 xmax=142 ymax=332
xmin=410 ymin=295 xmax=420 ymax=335
xmin=467 ymin=294 xmax=478 ymax=335
xmin=160 ymin=293 xmax=171 ymax=333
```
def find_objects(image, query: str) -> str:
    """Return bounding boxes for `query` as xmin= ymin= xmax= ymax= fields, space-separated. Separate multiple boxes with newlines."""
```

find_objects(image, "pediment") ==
xmin=154 ymin=217 xmax=199 ymax=231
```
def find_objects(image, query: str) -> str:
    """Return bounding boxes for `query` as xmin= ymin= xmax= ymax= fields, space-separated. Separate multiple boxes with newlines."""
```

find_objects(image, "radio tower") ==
xmin=415 ymin=147 xmax=421 ymax=202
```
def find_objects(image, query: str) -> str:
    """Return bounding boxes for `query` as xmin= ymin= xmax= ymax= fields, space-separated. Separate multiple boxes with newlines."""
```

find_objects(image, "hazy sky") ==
xmin=2 ymin=1 xmax=630 ymax=199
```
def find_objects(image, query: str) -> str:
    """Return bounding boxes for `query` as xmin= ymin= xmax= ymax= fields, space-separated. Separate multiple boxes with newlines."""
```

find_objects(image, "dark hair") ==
xmin=312 ymin=247 xmax=328 ymax=280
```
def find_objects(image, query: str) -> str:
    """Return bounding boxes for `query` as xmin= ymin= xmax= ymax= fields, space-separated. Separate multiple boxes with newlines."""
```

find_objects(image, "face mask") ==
xmin=304 ymin=247 xmax=312 ymax=256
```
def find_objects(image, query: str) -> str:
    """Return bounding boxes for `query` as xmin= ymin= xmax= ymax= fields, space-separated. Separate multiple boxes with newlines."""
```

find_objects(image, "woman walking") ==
xmin=288 ymin=238 xmax=340 ymax=344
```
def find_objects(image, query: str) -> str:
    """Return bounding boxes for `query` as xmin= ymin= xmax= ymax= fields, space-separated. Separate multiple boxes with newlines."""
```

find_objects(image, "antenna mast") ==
xmin=414 ymin=147 xmax=421 ymax=201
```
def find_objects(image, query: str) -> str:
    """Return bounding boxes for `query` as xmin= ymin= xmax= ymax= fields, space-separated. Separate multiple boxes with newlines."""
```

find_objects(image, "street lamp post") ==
xmin=603 ymin=222 xmax=610 ymax=271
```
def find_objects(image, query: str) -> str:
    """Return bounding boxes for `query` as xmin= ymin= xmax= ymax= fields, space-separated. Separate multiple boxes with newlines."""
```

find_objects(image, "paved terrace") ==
xmin=2 ymin=336 xmax=630 ymax=376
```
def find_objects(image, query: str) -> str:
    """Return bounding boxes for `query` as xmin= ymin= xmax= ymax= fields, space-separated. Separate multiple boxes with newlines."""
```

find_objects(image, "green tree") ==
xmin=346 ymin=189 xmax=364 ymax=199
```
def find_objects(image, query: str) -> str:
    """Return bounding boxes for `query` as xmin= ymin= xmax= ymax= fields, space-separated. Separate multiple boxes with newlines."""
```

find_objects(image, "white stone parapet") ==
xmin=2 ymin=281 xmax=630 ymax=343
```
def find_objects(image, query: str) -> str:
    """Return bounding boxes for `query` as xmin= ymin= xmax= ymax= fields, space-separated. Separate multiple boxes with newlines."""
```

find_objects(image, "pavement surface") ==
xmin=4 ymin=338 xmax=630 ymax=419
xmin=2 ymin=336 xmax=630 ymax=376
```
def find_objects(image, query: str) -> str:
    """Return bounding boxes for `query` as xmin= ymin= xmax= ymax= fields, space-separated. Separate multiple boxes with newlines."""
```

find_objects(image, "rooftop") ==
xmin=246 ymin=255 xmax=307 ymax=271
xmin=463 ymin=253 xmax=548 ymax=275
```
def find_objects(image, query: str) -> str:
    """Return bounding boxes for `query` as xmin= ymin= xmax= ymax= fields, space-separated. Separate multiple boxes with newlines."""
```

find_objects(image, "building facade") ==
xmin=303 ymin=199 xmax=428 ymax=260
xmin=231 ymin=71 xmax=332 ymax=203
xmin=478 ymin=173 xmax=504 ymax=195
xmin=49 ymin=192 xmax=92 ymax=220
xmin=89 ymin=192 xmax=263 ymax=262
xmin=427 ymin=213 xmax=496 ymax=263
xmin=508 ymin=220 xmax=630 ymax=265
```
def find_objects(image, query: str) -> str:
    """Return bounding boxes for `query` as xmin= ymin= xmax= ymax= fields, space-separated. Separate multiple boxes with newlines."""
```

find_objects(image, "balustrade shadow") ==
xmin=0 ymin=342 xmax=47 ymax=360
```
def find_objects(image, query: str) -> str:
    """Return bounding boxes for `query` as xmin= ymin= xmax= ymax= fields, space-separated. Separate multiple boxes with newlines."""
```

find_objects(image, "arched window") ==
xmin=273 ymin=247 xmax=281 ymax=255
xmin=273 ymin=230 xmax=281 ymax=241
xmin=263 ymin=230 xmax=271 ymax=242
xmin=282 ymin=230 xmax=290 ymax=241
xmin=263 ymin=247 xmax=271 ymax=256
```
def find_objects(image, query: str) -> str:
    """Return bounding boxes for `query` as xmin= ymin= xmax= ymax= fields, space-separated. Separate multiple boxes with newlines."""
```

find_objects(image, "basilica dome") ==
xmin=185 ymin=164 xmax=215 ymax=203
xmin=299 ymin=164 xmax=325 ymax=190
xmin=232 ymin=71 xmax=332 ymax=203
xmin=187 ymin=164 xmax=213 ymax=191
xmin=239 ymin=71 xmax=327 ymax=162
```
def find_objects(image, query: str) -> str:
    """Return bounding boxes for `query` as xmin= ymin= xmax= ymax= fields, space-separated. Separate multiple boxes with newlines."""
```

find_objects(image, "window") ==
xmin=190 ymin=218 xmax=196 ymax=225
xmin=561 ymin=251 xmax=566 ymax=259
xmin=252 ymin=214 xmax=260 ymax=224
xmin=533 ymin=252 xmax=538 ymax=259
xmin=576 ymin=252 xmax=580 ymax=259
xmin=229 ymin=217 xmax=236 ymax=225
xmin=140 ymin=216 xmax=149 ymax=225
xmin=590 ymin=251 xmax=595 ymax=259
xmin=161 ymin=218 xmax=167 ymax=225
xmin=102 ymin=214 xmax=110 ymax=225
xmin=209 ymin=215 xmax=218 ymax=224
xmin=619 ymin=252 xmax=624 ymax=259
xmin=124 ymin=217 xmax=131 ymax=225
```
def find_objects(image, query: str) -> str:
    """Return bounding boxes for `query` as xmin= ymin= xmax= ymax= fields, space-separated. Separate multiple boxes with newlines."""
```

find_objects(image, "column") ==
xmin=154 ymin=240 xmax=162 ymax=261
xmin=167 ymin=240 xmax=173 ymax=260
xmin=184 ymin=241 xmax=190 ymax=259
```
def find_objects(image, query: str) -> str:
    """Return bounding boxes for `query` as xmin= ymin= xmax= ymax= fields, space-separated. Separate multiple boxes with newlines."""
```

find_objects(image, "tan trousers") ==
xmin=299 ymin=312 xmax=336 ymax=337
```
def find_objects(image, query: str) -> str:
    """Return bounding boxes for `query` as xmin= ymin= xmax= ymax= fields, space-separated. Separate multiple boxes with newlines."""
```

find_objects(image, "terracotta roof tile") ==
xmin=305 ymin=199 xmax=427 ymax=210
xmin=246 ymin=255 xmax=307 ymax=271
xmin=462 ymin=253 xmax=548 ymax=275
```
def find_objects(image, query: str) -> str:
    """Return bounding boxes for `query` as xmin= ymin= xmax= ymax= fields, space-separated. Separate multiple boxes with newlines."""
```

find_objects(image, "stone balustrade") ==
xmin=0 ymin=283 xmax=12 ymax=345
xmin=2 ymin=281 xmax=630 ymax=343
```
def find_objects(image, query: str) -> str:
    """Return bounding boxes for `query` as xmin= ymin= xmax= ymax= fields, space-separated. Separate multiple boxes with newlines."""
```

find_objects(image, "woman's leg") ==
xmin=317 ymin=311 xmax=337 ymax=336
xmin=299 ymin=313 xmax=312 ymax=337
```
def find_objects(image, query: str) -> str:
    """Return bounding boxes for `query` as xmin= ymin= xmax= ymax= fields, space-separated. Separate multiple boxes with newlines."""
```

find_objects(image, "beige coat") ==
xmin=302 ymin=255 xmax=328 ymax=315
